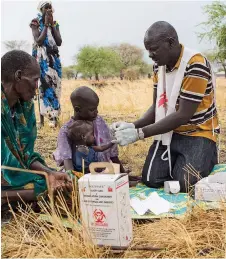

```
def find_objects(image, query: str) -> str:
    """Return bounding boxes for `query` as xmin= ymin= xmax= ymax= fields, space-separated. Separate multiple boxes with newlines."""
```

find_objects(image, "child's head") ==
xmin=68 ymin=120 xmax=95 ymax=146
xmin=70 ymin=86 xmax=99 ymax=121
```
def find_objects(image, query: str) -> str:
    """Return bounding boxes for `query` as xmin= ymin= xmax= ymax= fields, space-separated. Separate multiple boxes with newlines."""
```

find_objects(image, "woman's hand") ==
xmin=48 ymin=171 xmax=72 ymax=193
xmin=45 ymin=10 xmax=53 ymax=25
xmin=30 ymin=161 xmax=72 ymax=194
xmin=48 ymin=14 xmax=54 ymax=25
xmin=45 ymin=14 xmax=50 ymax=25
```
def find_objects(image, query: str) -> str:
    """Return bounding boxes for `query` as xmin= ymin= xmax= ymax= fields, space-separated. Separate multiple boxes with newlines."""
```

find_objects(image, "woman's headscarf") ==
xmin=37 ymin=1 xmax=54 ymax=13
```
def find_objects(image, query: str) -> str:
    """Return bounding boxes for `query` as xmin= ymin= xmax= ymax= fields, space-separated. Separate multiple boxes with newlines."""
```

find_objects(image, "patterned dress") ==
xmin=30 ymin=14 xmax=62 ymax=122
xmin=1 ymin=86 xmax=47 ymax=198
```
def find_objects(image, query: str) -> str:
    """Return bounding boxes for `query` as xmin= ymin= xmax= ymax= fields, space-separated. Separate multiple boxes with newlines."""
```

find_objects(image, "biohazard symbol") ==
xmin=158 ymin=92 xmax=168 ymax=108
xmin=93 ymin=209 xmax=106 ymax=223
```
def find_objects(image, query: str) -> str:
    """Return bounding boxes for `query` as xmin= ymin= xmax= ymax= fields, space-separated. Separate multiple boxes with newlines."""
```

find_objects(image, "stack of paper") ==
xmin=130 ymin=192 xmax=175 ymax=216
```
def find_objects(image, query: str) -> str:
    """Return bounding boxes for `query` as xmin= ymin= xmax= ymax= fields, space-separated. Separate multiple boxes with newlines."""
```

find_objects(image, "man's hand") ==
xmin=48 ymin=171 xmax=72 ymax=193
xmin=111 ymin=121 xmax=135 ymax=132
xmin=113 ymin=128 xmax=139 ymax=146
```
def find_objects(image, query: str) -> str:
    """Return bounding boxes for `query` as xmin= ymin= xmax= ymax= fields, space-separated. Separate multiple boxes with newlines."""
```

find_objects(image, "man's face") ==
xmin=144 ymin=37 xmax=171 ymax=66
xmin=15 ymin=62 xmax=40 ymax=102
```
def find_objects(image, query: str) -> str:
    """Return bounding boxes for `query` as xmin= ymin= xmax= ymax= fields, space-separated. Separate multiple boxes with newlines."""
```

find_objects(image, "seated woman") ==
xmin=1 ymin=50 xmax=71 ymax=203
xmin=53 ymin=86 xmax=126 ymax=174
xmin=67 ymin=120 xmax=115 ymax=174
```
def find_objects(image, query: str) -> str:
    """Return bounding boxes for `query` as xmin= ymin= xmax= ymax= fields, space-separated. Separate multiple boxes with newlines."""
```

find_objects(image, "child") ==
xmin=53 ymin=86 xmax=126 ymax=173
xmin=67 ymin=120 xmax=115 ymax=173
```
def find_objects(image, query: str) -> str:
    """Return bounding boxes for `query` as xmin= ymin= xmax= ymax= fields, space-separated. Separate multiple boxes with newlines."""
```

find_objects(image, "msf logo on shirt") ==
xmin=158 ymin=92 xmax=168 ymax=108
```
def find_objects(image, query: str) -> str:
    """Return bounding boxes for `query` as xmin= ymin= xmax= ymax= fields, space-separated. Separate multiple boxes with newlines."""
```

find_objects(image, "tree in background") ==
xmin=204 ymin=49 xmax=225 ymax=74
xmin=199 ymin=1 xmax=226 ymax=77
xmin=75 ymin=46 xmax=123 ymax=81
xmin=73 ymin=44 xmax=151 ymax=81
xmin=123 ymin=66 xmax=139 ymax=81
xmin=138 ymin=61 xmax=153 ymax=77
xmin=4 ymin=40 xmax=29 ymax=52
xmin=62 ymin=66 xmax=77 ymax=80
xmin=112 ymin=43 xmax=143 ymax=68
xmin=112 ymin=43 xmax=148 ymax=79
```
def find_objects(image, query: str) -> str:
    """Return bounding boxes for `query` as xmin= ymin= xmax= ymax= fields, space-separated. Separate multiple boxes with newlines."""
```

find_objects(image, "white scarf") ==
xmin=146 ymin=47 xmax=216 ymax=181
xmin=37 ymin=1 xmax=55 ymax=13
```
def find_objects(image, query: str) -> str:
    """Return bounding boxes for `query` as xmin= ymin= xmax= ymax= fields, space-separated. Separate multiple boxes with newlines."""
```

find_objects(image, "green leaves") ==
xmin=73 ymin=44 xmax=151 ymax=80
xmin=75 ymin=46 xmax=123 ymax=80
xmin=199 ymin=1 xmax=226 ymax=77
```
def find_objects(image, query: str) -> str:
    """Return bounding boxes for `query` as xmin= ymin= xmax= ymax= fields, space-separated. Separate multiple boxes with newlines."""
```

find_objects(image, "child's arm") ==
xmin=92 ymin=142 xmax=114 ymax=152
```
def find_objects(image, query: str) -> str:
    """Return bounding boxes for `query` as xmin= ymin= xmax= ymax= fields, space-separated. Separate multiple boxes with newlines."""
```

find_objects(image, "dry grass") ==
xmin=1 ymin=192 xmax=109 ymax=258
xmin=2 ymin=189 xmax=226 ymax=258
xmin=127 ymin=207 xmax=226 ymax=258
xmin=2 ymin=78 xmax=226 ymax=258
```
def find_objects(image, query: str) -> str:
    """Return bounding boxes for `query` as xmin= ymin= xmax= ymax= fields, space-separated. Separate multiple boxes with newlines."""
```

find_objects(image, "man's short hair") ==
xmin=145 ymin=21 xmax=179 ymax=43
xmin=1 ymin=50 xmax=37 ymax=82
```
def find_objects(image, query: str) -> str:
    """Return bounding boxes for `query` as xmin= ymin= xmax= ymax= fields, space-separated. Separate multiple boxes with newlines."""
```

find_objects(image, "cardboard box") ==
xmin=78 ymin=162 xmax=133 ymax=248
xmin=195 ymin=177 xmax=226 ymax=202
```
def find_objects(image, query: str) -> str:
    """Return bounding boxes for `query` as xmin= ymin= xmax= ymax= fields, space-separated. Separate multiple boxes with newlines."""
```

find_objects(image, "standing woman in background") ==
xmin=30 ymin=1 xmax=62 ymax=127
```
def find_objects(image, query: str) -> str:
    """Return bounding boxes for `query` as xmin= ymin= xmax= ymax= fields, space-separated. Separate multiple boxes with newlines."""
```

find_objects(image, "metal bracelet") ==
xmin=137 ymin=128 xmax=145 ymax=140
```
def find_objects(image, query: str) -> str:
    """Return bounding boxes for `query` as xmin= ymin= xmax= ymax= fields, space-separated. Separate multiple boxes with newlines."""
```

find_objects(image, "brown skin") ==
xmin=3 ymin=61 xmax=40 ymax=107
xmin=68 ymin=121 xmax=114 ymax=152
xmin=144 ymin=36 xmax=182 ymax=69
xmin=133 ymin=26 xmax=199 ymax=137
xmin=64 ymin=103 xmax=99 ymax=171
xmin=2 ymin=61 xmax=72 ymax=196
xmin=73 ymin=103 xmax=99 ymax=122
xmin=64 ymin=88 xmax=125 ymax=173
xmin=68 ymin=121 xmax=95 ymax=147
xmin=92 ymin=143 xmax=114 ymax=152
xmin=31 ymin=4 xmax=62 ymax=47
xmin=68 ymin=121 xmax=115 ymax=174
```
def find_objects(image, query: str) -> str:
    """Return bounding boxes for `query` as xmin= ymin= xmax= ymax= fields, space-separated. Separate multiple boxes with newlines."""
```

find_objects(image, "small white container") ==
xmin=164 ymin=181 xmax=180 ymax=194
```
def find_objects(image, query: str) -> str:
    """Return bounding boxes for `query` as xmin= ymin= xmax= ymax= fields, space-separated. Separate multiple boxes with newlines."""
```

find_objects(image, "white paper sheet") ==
xmin=130 ymin=192 xmax=175 ymax=216
xmin=130 ymin=197 xmax=148 ymax=215
xmin=144 ymin=192 xmax=171 ymax=215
